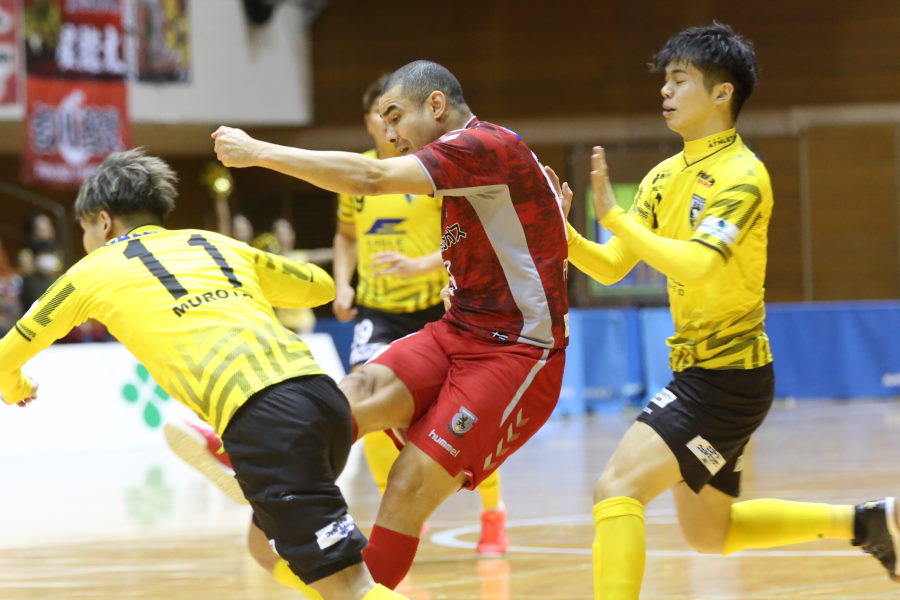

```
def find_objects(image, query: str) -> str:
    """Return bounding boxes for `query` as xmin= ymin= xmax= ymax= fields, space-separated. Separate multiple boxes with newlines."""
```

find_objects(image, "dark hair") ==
xmin=362 ymin=74 xmax=389 ymax=113
xmin=74 ymin=148 xmax=177 ymax=223
xmin=381 ymin=60 xmax=468 ymax=109
xmin=651 ymin=22 xmax=758 ymax=120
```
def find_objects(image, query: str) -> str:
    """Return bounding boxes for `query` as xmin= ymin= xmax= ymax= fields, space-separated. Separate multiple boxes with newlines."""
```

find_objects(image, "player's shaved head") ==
xmin=382 ymin=60 xmax=469 ymax=110
xmin=75 ymin=148 xmax=177 ymax=224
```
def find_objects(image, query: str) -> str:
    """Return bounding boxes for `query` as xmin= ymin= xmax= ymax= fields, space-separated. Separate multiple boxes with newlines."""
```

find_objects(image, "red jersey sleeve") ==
xmin=414 ymin=124 xmax=507 ymax=194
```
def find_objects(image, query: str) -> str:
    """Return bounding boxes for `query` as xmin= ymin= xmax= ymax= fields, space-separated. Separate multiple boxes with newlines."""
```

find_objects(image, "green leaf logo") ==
xmin=125 ymin=466 xmax=173 ymax=526
xmin=121 ymin=363 xmax=171 ymax=428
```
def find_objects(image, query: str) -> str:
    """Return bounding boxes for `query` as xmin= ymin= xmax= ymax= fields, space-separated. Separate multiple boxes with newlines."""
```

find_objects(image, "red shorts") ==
xmin=370 ymin=318 xmax=565 ymax=488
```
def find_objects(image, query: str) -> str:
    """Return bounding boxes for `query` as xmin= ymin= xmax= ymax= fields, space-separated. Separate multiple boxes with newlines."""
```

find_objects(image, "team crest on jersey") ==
xmin=697 ymin=171 xmax=715 ymax=188
xmin=447 ymin=407 xmax=478 ymax=438
xmin=689 ymin=194 xmax=706 ymax=227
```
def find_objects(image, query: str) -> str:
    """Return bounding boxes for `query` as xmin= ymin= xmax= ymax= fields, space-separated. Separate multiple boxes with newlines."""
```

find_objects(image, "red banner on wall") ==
xmin=23 ymin=77 xmax=129 ymax=186
xmin=0 ymin=0 xmax=18 ymax=105
xmin=22 ymin=0 xmax=130 ymax=188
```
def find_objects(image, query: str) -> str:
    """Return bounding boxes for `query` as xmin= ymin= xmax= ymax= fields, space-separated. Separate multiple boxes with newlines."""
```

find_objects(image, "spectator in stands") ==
xmin=0 ymin=239 xmax=21 ymax=335
xmin=19 ymin=214 xmax=62 ymax=310
xmin=264 ymin=217 xmax=333 ymax=334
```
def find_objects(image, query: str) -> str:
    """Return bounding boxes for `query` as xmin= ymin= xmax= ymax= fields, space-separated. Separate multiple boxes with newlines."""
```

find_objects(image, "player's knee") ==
xmin=339 ymin=370 xmax=374 ymax=404
xmin=681 ymin=527 xmax=728 ymax=555
xmin=685 ymin=535 xmax=725 ymax=554
xmin=247 ymin=523 xmax=279 ymax=571
xmin=380 ymin=451 xmax=456 ymax=528
xmin=593 ymin=467 xmax=638 ymax=504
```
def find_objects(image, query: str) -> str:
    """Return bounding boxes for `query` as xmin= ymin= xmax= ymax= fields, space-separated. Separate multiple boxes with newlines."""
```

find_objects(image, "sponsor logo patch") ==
xmin=696 ymin=216 xmax=739 ymax=246
xmin=440 ymin=223 xmax=467 ymax=251
xmin=429 ymin=429 xmax=460 ymax=456
xmin=365 ymin=218 xmax=405 ymax=235
xmin=650 ymin=388 xmax=677 ymax=409
xmin=697 ymin=170 xmax=716 ymax=187
xmin=315 ymin=514 xmax=356 ymax=549
xmin=686 ymin=435 xmax=726 ymax=475
xmin=652 ymin=170 xmax=670 ymax=184
xmin=706 ymin=134 xmax=735 ymax=149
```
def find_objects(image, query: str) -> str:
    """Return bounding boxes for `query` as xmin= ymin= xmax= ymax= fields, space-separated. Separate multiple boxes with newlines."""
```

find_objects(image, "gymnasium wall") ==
xmin=309 ymin=1 xmax=899 ymax=123
xmin=1 ymin=0 xmax=899 ymax=302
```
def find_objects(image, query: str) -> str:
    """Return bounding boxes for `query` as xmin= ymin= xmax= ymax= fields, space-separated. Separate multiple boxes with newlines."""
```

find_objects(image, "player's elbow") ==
xmin=308 ymin=266 xmax=336 ymax=306
xmin=586 ymin=263 xmax=631 ymax=286
xmin=596 ymin=271 xmax=627 ymax=286
xmin=315 ymin=280 xmax=336 ymax=306
xmin=678 ymin=252 xmax=724 ymax=285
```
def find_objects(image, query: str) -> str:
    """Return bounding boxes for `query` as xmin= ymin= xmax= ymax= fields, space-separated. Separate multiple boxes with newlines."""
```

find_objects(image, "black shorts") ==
xmin=221 ymin=374 xmax=367 ymax=584
xmin=636 ymin=363 xmax=775 ymax=497
xmin=349 ymin=303 xmax=445 ymax=367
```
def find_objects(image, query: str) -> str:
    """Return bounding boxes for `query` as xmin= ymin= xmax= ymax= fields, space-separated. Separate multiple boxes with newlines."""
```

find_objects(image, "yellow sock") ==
xmin=477 ymin=470 xmax=502 ymax=510
xmin=272 ymin=559 xmax=323 ymax=599
xmin=363 ymin=431 xmax=400 ymax=495
xmin=363 ymin=583 xmax=410 ymax=599
xmin=592 ymin=496 xmax=645 ymax=600
xmin=723 ymin=499 xmax=854 ymax=555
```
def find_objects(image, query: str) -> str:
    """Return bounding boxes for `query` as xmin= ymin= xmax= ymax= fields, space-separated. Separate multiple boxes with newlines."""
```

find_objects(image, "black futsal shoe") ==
xmin=852 ymin=497 xmax=900 ymax=582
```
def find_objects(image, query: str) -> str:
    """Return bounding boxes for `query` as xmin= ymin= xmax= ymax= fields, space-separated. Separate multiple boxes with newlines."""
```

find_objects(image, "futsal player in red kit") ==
xmin=210 ymin=59 xmax=569 ymax=592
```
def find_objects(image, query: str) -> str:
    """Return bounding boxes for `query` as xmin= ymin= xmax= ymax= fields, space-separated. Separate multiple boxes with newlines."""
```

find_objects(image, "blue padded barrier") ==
xmin=637 ymin=307 xmax=675 ymax=404
xmin=319 ymin=301 xmax=900 ymax=421
xmin=766 ymin=301 xmax=900 ymax=399
xmin=313 ymin=317 xmax=355 ymax=373
xmin=557 ymin=308 xmax=644 ymax=417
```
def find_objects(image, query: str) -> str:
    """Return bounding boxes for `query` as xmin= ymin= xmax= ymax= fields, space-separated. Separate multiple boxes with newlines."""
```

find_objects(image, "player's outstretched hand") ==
xmin=212 ymin=126 xmax=260 ymax=168
xmin=332 ymin=284 xmax=358 ymax=322
xmin=16 ymin=377 xmax=39 ymax=408
xmin=590 ymin=146 xmax=618 ymax=220
xmin=372 ymin=251 xmax=428 ymax=277
xmin=543 ymin=166 xmax=573 ymax=218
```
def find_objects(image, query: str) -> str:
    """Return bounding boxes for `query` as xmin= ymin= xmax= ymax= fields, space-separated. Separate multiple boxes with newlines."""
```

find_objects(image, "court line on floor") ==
xmin=429 ymin=514 xmax=863 ymax=557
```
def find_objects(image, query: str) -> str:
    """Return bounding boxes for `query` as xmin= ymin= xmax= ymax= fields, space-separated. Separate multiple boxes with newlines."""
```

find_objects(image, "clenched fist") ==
xmin=212 ymin=126 xmax=261 ymax=168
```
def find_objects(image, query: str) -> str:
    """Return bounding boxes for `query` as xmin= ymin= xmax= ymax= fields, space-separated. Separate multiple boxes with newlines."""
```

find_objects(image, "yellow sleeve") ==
xmin=566 ymin=222 xmax=640 ymax=285
xmin=601 ymin=206 xmax=723 ymax=284
xmin=0 ymin=273 xmax=86 ymax=404
xmin=252 ymin=249 xmax=335 ymax=308
xmin=337 ymin=193 xmax=359 ymax=224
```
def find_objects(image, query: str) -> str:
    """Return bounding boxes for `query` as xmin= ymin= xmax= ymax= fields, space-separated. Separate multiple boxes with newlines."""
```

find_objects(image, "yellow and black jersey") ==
xmin=631 ymin=129 xmax=773 ymax=371
xmin=0 ymin=225 xmax=334 ymax=434
xmin=337 ymin=149 xmax=446 ymax=313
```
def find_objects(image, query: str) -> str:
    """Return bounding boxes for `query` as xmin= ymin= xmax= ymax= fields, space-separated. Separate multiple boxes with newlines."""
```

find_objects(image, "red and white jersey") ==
xmin=413 ymin=118 xmax=568 ymax=349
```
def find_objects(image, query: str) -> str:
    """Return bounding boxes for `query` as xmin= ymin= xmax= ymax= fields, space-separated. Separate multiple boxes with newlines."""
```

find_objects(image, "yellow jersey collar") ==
xmin=104 ymin=224 xmax=166 ymax=247
xmin=683 ymin=128 xmax=738 ymax=164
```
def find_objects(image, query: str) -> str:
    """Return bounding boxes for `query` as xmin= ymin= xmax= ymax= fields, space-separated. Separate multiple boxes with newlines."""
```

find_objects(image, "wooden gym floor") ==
xmin=3 ymin=398 xmax=900 ymax=599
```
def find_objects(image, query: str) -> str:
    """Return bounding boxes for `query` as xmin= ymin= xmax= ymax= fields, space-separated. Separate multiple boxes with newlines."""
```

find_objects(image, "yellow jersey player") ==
xmin=0 ymin=149 xmax=410 ymax=600
xmin=559 ymin=22 xmax=899 ymax=599
xmin=334 ymin=76 xmax=508 ymax=556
